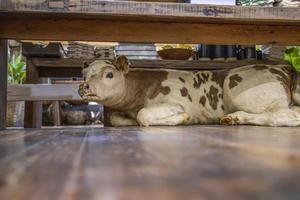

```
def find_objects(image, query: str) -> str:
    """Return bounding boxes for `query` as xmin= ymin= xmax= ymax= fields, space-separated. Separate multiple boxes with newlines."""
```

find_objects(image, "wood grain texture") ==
xmin=24 ymin=59 xmax=42 ymax=128
xmin=0 ymin=40 xmax=7 ymax=130
xmin=52 ymin=101 xmax=62 ymax=126
xmin=31 ymin=57 xmax=288 ymax=77
xmin=0 ymin=126 xmax=300 ymax=199
xmin=1 ymin=1 xmax=300 ymax=44
xmin=1 ymin=0 xmax=300 ymax=24
xmin=1 ymin=17 xmax=300 ymax=45
xmin=7 ymin=84 xmax=81 ymax=101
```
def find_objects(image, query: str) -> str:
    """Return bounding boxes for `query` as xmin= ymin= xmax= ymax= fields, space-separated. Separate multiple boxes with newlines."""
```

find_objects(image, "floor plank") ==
xmin=0 ymin=126 xmax=300 ymax=200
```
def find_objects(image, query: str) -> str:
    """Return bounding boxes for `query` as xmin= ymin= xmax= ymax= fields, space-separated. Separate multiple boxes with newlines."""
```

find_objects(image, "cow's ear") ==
xmin=83 ymin=58 xmax=96 ymax=69
xmin=115 ymin=55 xmax=130 ymax=74
xmin=83 ymin=61 xmax=89 ymax=69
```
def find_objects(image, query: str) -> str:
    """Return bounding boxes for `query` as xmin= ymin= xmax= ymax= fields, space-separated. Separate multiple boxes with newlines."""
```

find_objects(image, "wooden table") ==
xmin=1 ymin=0 xmax=300 ymax=129
xmin=0 ymin=125 xmax=300 ymax=199
xmin=22 ymin=57 xmax=286 ymax=128
xmin=1 ymin=1 xmax=300 ymax=44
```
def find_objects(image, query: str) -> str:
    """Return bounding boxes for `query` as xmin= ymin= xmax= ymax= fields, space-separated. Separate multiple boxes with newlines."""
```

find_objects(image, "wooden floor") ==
xmin=0 ymin=126 xmax=300 ymax=200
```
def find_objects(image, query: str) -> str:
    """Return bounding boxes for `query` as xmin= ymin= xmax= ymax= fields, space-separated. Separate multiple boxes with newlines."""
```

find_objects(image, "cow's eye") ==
xmin=106 ymin=72 xmax=114 ymax=79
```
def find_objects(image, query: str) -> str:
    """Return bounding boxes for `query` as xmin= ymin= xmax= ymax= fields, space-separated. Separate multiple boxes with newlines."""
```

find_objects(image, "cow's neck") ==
xmin=104 ymin=69 xmax=169 ymax=110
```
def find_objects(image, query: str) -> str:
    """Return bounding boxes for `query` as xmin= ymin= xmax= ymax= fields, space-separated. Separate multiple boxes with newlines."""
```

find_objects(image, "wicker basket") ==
xmin=158 ymin=48 xmax=193 ymax=60
xmin=67 ymin=42 xmax=95 ymax=59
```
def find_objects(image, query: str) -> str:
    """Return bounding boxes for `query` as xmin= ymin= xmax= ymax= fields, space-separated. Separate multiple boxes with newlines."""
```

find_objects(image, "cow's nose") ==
xmin=79 ymin=83 xmax=91 ymax=97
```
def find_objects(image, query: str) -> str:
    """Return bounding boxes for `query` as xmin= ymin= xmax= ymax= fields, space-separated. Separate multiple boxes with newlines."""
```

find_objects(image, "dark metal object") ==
xmin=256 ymin=50 xmax=263 ymax=60
xmin=237 ymin=45 xmax=245 ymax=60
xmin=244 ymin=47 xmax=256 ymax=59
xmin=212 ymin=45 xmax=226 ymax=60
xmin=226 ymin=45 xmax=237 ymax=60
xmin=198 ymin=44 xmax=212 ymax=60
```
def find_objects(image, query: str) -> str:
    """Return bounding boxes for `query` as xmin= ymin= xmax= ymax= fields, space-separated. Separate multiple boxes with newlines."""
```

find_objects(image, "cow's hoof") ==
xmin=220 ymin=116 xmax=239 ymax=125
xmin=182 ymin=112 xmax=191 ymax=123
xmin=136 ymin=116 xmax=150 ymax=127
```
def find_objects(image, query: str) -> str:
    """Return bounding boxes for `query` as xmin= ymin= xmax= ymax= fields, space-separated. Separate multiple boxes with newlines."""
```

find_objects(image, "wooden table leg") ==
xmin=52 ymin=101 xmax=61 ymax=126
xmin=103 ymin=106 xmax=112 ymax=127
xmin=0 ymin=40 xmax=8 ymax=130
xmin=24 ymin=59 xmax=42 ymax=128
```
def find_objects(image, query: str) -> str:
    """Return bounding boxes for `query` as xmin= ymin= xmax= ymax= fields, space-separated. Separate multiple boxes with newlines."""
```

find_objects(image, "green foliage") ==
xmin=8 ymin=55 xmax=26 ymax=84
xmin=284 ymin=46 xmax=300 ymax=72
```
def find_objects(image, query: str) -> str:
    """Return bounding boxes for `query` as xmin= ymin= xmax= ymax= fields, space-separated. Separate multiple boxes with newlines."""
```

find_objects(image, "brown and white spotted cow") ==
xmin=78 ymin=56 xmax=300 ymax=127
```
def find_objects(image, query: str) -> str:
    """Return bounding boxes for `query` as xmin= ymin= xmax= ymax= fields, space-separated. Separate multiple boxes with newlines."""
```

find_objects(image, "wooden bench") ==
xmin=13 ymin=57 xmax=287 ymax=128
xmin=7 ymin=84 xmax=81 ymax=102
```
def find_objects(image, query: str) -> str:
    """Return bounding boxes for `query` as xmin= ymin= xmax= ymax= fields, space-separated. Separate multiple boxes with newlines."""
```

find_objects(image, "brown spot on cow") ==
xmin=188 ymin=94 xmax=193 ymax=102
xmin=202 ymin=73 xmax=210 ymax=82
xmin=211 ymin=71 xmax=226 ymax=87
xmin=149 ymin=85 xmax=171 ymax=100
xmin=269 ymin=68 xmax=291 ymax=101
xmin=180 ymin=87 xmax=188 ymax=97
xmin=179 ymin=77 xmax=186 ymax=83
xmin=207 ymin=85 xmax=219 ymax=110
xmin=193 ymin=73 xmax=206 ymax=89
xmin=221 ymin=105 xmax=224 ymax=110
xmin=180 ymin=87 xmax=192 ymax=102
xmin=199 ymin=96 xmax=206 ymax=106
xmin=161 ymin=86 xmax=171 ymax=95
xmin=253 ymin=65 xmax=268 ymax=71
xmin=229 ymin=74 xmax=242 ymax=89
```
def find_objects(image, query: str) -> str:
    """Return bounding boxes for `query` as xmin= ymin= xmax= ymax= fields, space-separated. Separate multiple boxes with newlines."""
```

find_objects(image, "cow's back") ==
xmin=223 ymin=64 xmax=292 ymax=114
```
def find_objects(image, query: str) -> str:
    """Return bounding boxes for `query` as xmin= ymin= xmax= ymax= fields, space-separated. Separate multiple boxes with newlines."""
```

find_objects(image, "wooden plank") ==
xmin=0 ymin=40 xmax=7 ymax=130
xmin=22 ymin=42 xmax=65 ymax=58
xmin=103 ymin=106 xmax=113 ymax=127
xmin=1 ymin=17 xmax=300 ymax=45
xmin=0 ymin=128 xmax=88 ymax=200
xmin=32 ymin=57 xmax=287 ymax=69
xmin=24 ymin=59 xmax=43 ymax=128
xmin=1 ymin=126 xmax=300 ymax=199
xmin=39 ymin=67 xmax=82 ymax=78
xmin=30 ymin=58 xmax=288 ymax=78
xmin=7 ymin=84 xmax=81 ymax=101
xmin=52 ymin=101 xmax=62 ymax=126
xmin=1 ymin=1 xmax=300 ymax=24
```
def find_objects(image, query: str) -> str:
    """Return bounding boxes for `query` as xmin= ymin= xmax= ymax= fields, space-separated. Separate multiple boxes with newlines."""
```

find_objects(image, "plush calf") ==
xmin=79 ymin=56 xmax=300 ymax=126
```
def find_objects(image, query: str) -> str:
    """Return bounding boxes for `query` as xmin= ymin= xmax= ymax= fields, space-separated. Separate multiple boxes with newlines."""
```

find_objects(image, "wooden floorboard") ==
xmin=0 ymin=126 xmax=300 ymax=199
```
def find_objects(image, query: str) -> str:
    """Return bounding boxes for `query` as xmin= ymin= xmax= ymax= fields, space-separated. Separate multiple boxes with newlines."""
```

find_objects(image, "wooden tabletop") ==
xmin=30 ymin=57 xmax=287 ymax=77
xmin=0 ymin=0 xmax=300 ymax=44
xmin=0 ymin=126 xmax=300 ymax=199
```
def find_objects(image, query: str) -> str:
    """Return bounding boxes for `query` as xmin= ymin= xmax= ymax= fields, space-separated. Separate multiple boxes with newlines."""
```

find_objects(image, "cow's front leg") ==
xmin=137 ymin=103 xmax=190 ymax=126
xmin=110 ymin=111 xmax=138 ymax=126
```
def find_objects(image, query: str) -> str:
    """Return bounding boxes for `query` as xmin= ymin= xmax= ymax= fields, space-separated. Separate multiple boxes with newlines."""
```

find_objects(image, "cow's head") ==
xmin=78 ymin=56 xmax=129 ymax=103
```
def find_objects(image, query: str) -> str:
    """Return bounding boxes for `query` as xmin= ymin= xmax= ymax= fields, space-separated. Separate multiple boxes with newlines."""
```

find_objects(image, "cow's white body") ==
xmin=141 ymin=69 xmax=225 ymax=125
xmin=79 ymin=57 xmax=300 ymax=127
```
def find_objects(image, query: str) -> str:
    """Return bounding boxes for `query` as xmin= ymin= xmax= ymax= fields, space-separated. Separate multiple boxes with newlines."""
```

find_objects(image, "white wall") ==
xmin=191 ymin=0 xmax=235 ymax=5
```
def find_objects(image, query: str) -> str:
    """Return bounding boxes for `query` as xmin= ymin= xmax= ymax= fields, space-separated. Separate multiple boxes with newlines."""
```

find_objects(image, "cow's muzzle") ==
xmin=78 ymin=83 xmax=89 ymax=97
xmin=78 ymin=83 xmax=99 ymax=102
